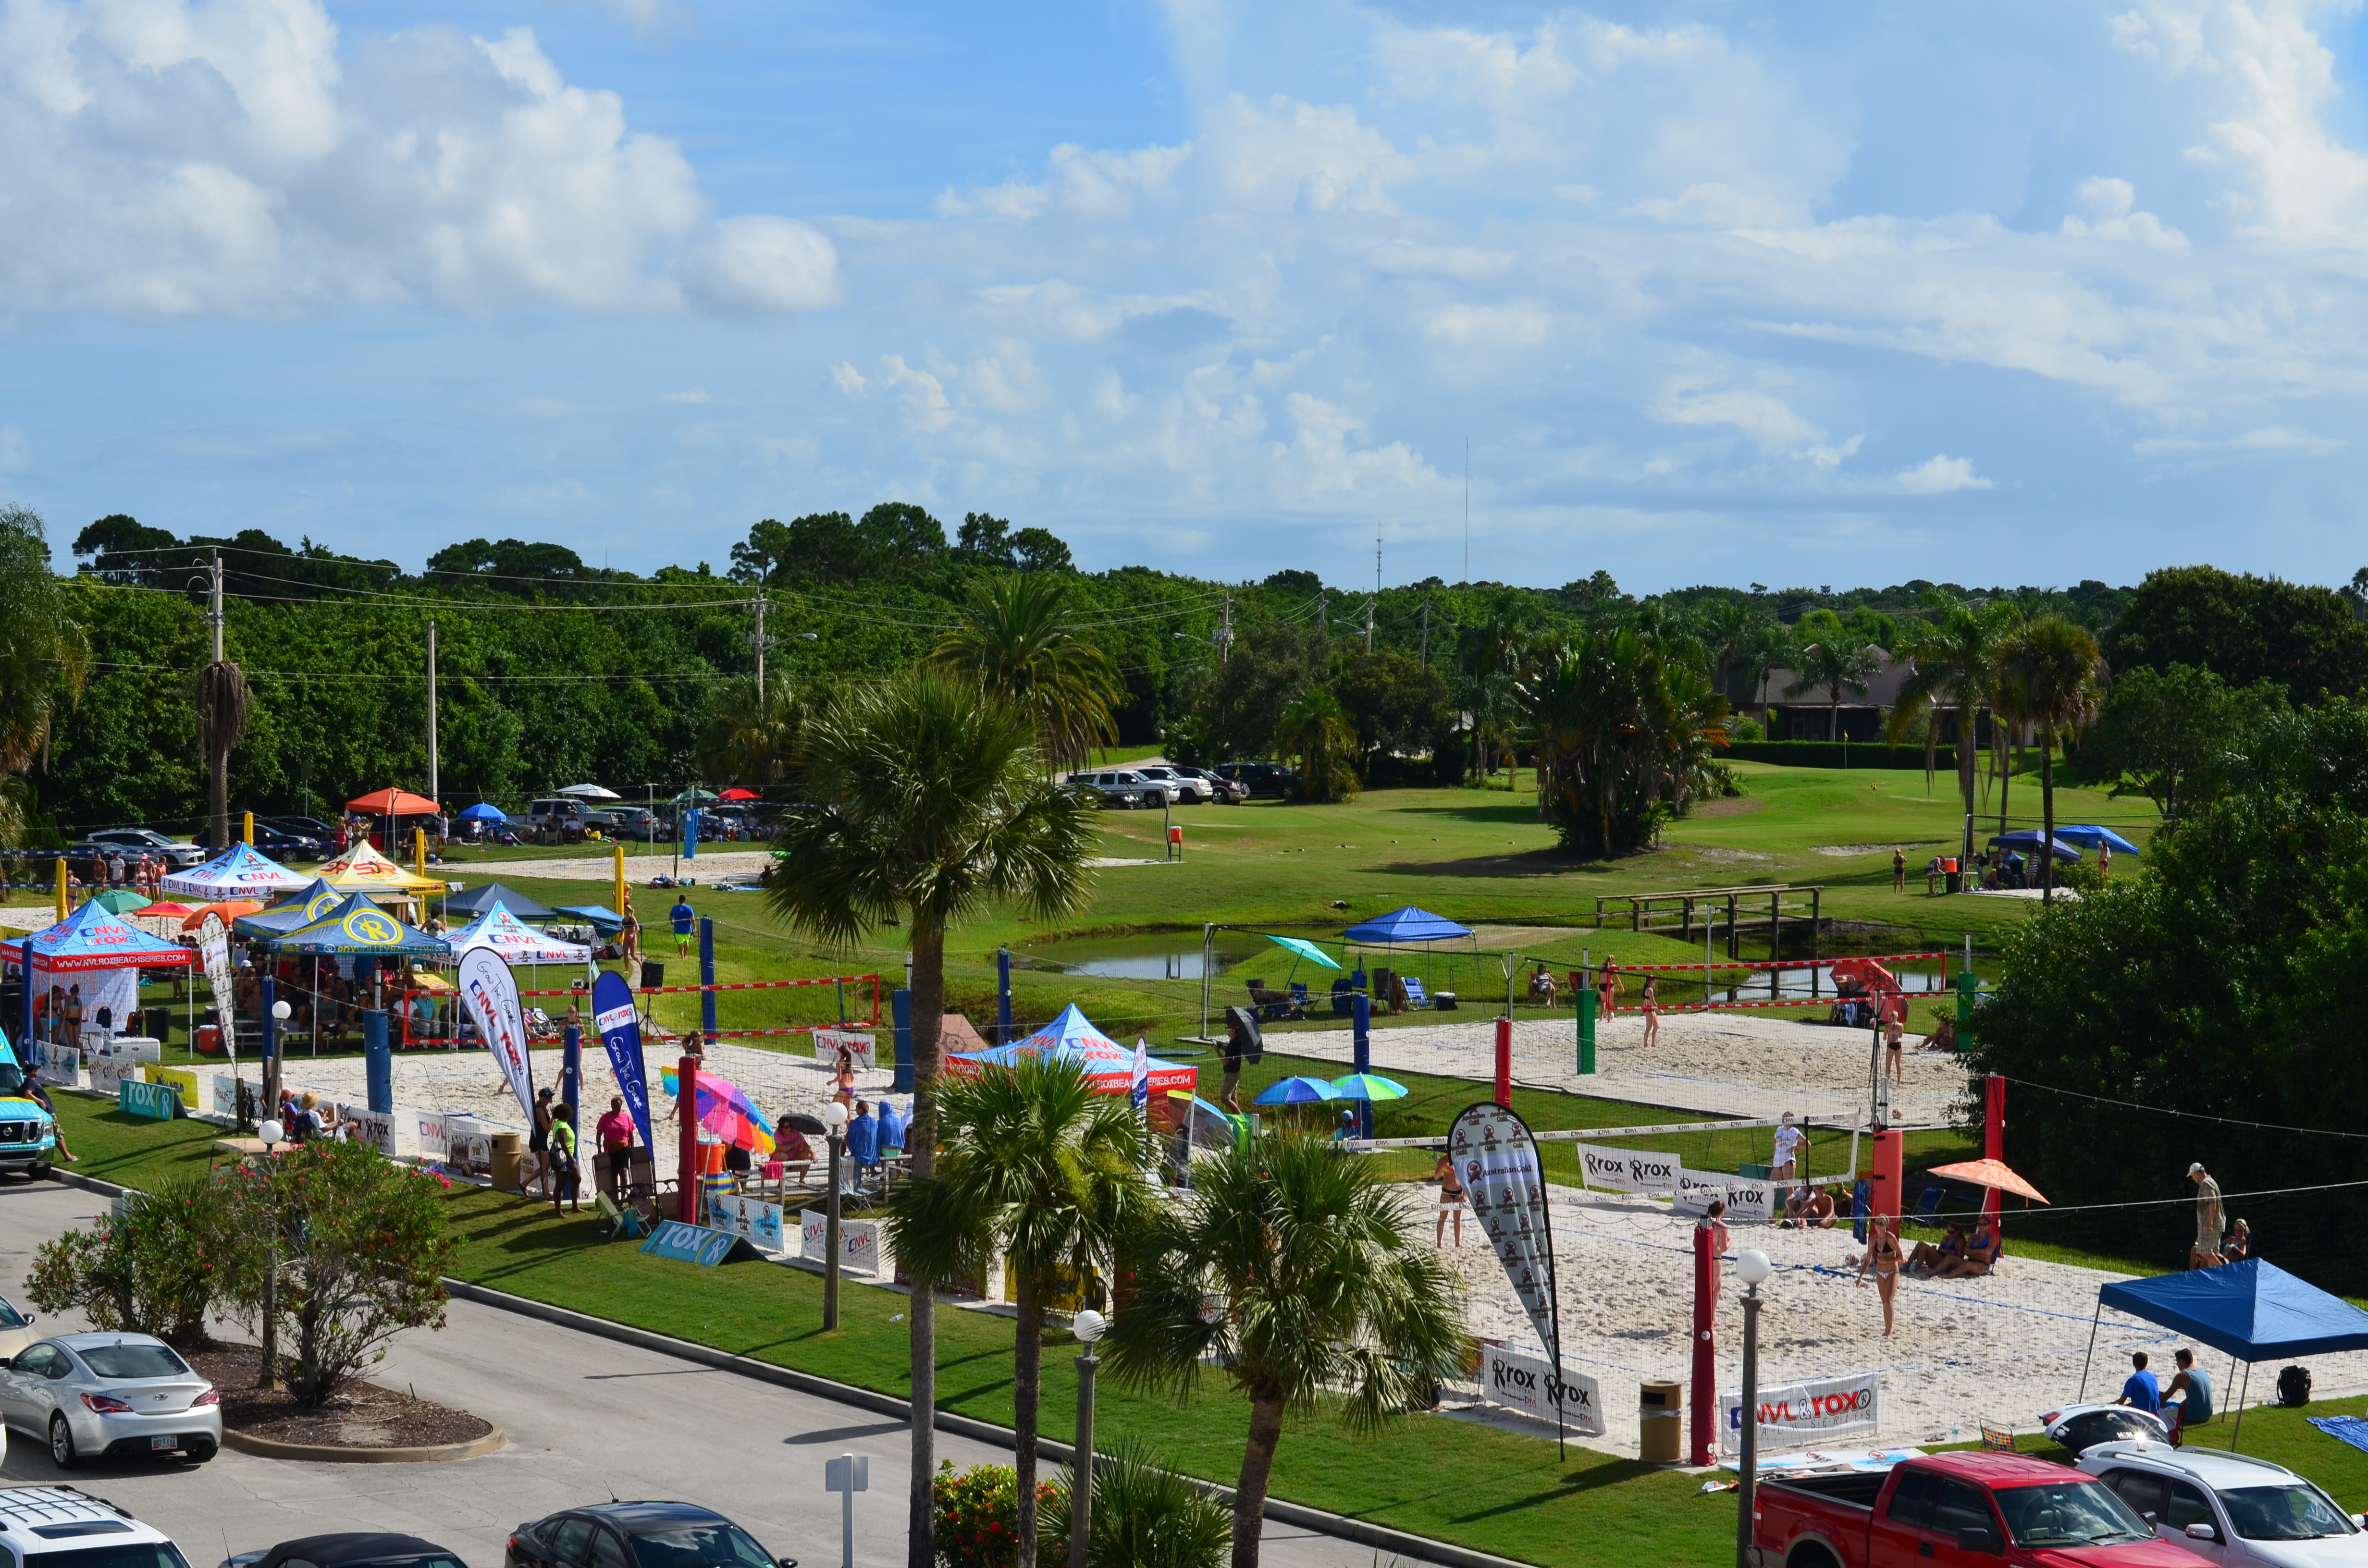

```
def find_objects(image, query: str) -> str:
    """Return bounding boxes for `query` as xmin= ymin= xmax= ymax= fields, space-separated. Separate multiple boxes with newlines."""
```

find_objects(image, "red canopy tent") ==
xmin=346 ymin=788 xmax=442 ymax=854
xmin=718 ymin=787 xmax=761 ymax=802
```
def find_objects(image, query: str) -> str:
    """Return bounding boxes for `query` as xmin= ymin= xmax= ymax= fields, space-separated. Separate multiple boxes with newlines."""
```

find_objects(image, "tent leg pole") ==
xmin=2233 ymin=1363 xmax=2251 ymax=1451
xmin=2078 ymin=1302 xmax=2102 ymax=1403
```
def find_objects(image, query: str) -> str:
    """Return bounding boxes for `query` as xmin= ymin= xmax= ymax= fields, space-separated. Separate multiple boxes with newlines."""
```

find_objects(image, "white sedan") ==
xmin=2081 ymin=1440 xmax=2368 ymax=1565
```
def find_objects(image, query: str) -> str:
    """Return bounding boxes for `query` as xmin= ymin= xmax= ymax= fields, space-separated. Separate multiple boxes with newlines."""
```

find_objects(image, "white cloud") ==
xmin=1425 ymin=303 xmax=1550 ymax=347
xmin=0 ymin=0 xmax=833 ymax=316
xmin=1892 ymin=455 xmax=1994 ymax=494
xmin=660 ymin=389 xmax=709 ymax=404
xmin=2060 ymin=177 xmax=2190 ymax=250
xmin=0 ymin=427 xmax=26 ymax=472
xmin=878 ymin=355 xmax=955 ymax=434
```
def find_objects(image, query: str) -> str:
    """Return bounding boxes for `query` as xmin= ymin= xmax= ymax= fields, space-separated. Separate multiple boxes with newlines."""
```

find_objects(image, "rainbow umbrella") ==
xmin=1328 ymin=1073 xmax=1407 ymax=1102
xmin=661 ymin=1066 xmax=776 ymax=1155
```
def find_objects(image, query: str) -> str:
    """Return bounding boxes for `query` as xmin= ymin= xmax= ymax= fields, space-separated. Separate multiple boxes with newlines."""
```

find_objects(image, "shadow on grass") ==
xmin=1374 ymin=848 xmax=1620 ymax=880
xmin=1448 ymin=1457 xmax=1674 ymax=1522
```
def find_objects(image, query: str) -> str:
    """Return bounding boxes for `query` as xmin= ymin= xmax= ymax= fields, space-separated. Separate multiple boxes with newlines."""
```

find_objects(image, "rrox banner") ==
xmin=1719 ymin=1370 xmax=1880 ymax=1456
xmin=1481 ymin=1345 xmax=1606 ymax=1438
xmin=1576 ymin=1143 xmax=1682 ymax=1194
xmin=1449 ymin=1102 xmax=1560 ymax=1368
xmin=813 ymin=1028 xmax=875 ymax=1071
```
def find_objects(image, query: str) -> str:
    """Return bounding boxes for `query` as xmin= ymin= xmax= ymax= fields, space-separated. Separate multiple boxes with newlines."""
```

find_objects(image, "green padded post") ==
xmin=1577 ymin=987 xmax=1597 ymax=1074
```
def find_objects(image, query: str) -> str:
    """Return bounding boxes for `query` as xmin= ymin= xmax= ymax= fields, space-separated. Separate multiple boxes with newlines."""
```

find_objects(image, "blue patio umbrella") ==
xmin=1253 ymin=1076 xmax=1339 ymax=1106
xmin=456 ymin=802 xmax=507 ymax=823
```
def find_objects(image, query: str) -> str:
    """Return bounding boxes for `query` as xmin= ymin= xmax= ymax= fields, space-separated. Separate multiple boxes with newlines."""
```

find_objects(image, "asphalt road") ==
xmin=0 ymin=1182 xmax=1375 ymax=1568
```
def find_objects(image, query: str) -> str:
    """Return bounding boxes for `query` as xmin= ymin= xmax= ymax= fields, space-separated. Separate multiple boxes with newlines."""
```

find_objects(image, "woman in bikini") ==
xmin=833 ymin=1045 xmax=857 ymax=1108
xmin=1858 ymin=1214 xmax=1902 ymax=1337
xmin=1596 ymin=958 xmax=1618 ymax=1021
xmin=1434 ymin=1152 xmax=1466 ymax=1247
xmin=1641 ymin=976 xmax=1661 ymax=1047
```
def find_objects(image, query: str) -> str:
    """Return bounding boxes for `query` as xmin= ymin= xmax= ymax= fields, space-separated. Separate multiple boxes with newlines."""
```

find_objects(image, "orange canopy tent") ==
xmin=347 ymin=787 xmax=440 ymax=817
xmin=181 ymin=901 xmax=263 ymax=932
xmin=1926 ymin=1158 xmax=2048 ymax=1205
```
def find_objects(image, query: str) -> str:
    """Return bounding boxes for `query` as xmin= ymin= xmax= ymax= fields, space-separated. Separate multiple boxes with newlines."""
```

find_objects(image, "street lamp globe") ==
xmin=1736 ymin=1249 xmax=1774 ymax=1288
xmin=821 ymin=1102 xmax=849 ymax=1132
xmin=1072 ymin=1309 xmax=1108 ymax=1344
xmin=271 ymin=1000 xmax=292 ymax=1021
xmin=258 ymin=1119 xmax=284 ymax=1147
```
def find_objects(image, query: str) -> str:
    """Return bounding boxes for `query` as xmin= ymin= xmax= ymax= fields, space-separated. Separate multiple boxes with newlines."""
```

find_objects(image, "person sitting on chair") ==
xmin=1528 ymin=965 xmax=1557 ymax=1005
xmin=1937 ymin=1218 xmax=2001 ymax=1278
xmin=1907 ymin=1220 xmax=1965 ymax=1276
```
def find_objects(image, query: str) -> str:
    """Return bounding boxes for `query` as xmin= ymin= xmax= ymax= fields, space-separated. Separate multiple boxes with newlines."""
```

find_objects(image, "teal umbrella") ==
xmin=1254 ymin=1076 xmax=1339 ymax=1106
xmin=1263 ymin=934 xmax=1341 ymax=970
xmin=1329 ymin=1073 xmax=1407 ymax=1102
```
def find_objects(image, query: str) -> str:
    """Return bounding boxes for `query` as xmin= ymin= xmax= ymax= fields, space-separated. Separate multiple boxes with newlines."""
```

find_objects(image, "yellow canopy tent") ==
xmin=316 ymin=839 xmax=445 ymax=897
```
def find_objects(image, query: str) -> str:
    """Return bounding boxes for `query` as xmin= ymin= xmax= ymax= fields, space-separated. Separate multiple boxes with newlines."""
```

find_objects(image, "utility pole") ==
xmin=1419 ymin=601 xmax=1431 ymax=666
xmin=1219 ymin=592 xmax=1232 ymax=664
xmin=207 ymin=549 xmax=224 ymax=662
xmin=1317 ymin=588 xmax=1327 ymax=638
xmin=425 ymin=620 xmax=439 ymax=806
xmin=1369 ymin=528 xmax=1381 ymax=653
xmin=1464 ymin=438 xmax=1470 ymax=583
xmin=751 ymin=593 xmax=768 ymax=693
xmin=1364 ymin=596 xmax=1375 ymax=654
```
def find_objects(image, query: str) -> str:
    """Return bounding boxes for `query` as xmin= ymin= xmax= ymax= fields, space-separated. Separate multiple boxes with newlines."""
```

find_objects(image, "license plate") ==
xmin=150 ymin=1436 xmax=177 ymax=1451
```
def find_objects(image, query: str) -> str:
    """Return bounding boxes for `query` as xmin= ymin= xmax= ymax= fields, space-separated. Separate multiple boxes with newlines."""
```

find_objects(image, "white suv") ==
xmin=1065 ymin=771 xmax=1158 ymax=809
xmin=1131 ymin=766 xmax=1210 ymax=804
xmin=2081 ymin=1440 xmax=2368 ymax=1563
xmin=0 ymin=1486 xmax=195 ymax=1568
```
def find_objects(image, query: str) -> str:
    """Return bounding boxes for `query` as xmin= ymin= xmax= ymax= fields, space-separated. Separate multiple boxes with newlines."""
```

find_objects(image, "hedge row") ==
xmin=1720 ymin=740 xmax=1961 ymax=771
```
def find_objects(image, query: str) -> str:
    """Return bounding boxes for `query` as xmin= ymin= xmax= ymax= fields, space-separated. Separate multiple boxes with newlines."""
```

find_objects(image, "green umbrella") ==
xmin=1264 ymin=934 xmax=1341 ymax=969
xmin=1329 ymin=1073 xmax=1407 ymax=1102
xmin=89 ymin=888 xmax=147 ymax=914
xmin=673 ymin=788 xmax=720 ymax=804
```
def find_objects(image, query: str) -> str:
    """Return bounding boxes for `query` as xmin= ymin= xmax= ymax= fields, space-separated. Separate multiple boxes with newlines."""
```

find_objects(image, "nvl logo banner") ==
xmin=1719 ymin=1370 xmax=1880 ymax=1456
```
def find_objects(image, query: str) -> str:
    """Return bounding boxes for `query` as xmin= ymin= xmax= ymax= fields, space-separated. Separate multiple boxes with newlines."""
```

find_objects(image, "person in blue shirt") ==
xmin=878 ymin=1100 xmax=907 ymax=1160
xmin=2117 ymin=1351 xmax=2161 ymax=1415
xmin=2165 ymin=1348 xmax=2213 ymax=1445
xmin=844 ymin=1099 xmax=880 ymax=1188
xmin=671 ymin=896 xmax=697 ymax=956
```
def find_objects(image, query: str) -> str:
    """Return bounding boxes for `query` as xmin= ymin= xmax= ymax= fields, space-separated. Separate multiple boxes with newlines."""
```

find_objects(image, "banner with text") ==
xmin=460 ymin=949 xmax=535 ymax=1125
xmin=813 ymin=1028 xmax=876 ymax=1072
xmin=592 ymin=970 xmax=654 ymax=1154
xmin=1480 ymin=1344 xmax=1606 ymax=1437
xmin=1449 ymin=1102 xmax=1560 ymax=1366
xmin=1719 ymin=1370 xmax=1881 ymax=1456
xmin=1576 ymin=1143 xmax=1682 ymax=1195
xmin=197 ymin=916 xmax=234 ymax=1061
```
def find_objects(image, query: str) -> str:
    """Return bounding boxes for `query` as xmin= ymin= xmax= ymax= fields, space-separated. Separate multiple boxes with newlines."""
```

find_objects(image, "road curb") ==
xmin=222 ymin=1425 xmax=509 ymax=1464
xmin=441 ymin=1278 xmax=1536 ymax=1568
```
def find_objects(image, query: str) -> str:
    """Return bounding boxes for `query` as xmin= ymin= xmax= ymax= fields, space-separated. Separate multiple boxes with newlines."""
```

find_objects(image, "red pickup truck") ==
xmin=1750 ymin=1450 xmax=2205 ymax=1568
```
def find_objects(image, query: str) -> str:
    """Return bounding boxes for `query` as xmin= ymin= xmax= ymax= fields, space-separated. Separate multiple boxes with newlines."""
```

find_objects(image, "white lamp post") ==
xmin=258 ymin=1118 xmax=284 ymax=1152
xmin=1735 ymin=1248 xmax=1773 ymax=1568
xmin=268 ymin=998 xmax=291 ymax=1124
xmin=820 ymin=1101 xmax=849 ymax=1330
xmin=1069 ymin=1308 xmax=1108 ymax=1568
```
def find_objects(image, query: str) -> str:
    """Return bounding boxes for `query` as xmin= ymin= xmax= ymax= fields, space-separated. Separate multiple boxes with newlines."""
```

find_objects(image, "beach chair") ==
xmin=1288 ymin=981 xmax=1312 ymax=1014
xmin=1244 ymin=979 xmax=1298 ymax=1022
xmin=1402 ymin=977 xmax=1431 ymax=1010
xmin=595 ymin=1191 xmax=648 ymax=1241
xmin=1331 ymin=978 xmax=1355 ymax=1018
xmin=1980 ymin=1424 xmax=2015 ymax=1453
xmin=1909 ymin=1186 xmax=1945 ymax=1228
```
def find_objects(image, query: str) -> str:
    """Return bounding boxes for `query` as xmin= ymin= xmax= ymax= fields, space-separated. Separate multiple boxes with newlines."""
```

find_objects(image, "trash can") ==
xmin=491 ymin=1130 xmax=524 ymax=1192
xmin=1943 ymin=857 xmax=1962 ymax=894
xmin=1639 ymin=1379 xmax=1683 ymax=1463
xmin=143 ymin=1006 xmax=172 ymax=1042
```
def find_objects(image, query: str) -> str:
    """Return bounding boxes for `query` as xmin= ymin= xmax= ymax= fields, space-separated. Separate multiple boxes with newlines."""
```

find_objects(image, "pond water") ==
xmin=1019 ymin=929 xmax=1327 ymax=981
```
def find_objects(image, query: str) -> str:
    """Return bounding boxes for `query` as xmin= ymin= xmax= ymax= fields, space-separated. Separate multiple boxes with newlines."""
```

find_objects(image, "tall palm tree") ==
xmin=1702 ymin=597 xmax=1787 ymax=726
xmin=932 ymin=573 xmax=1123 ymax=774
xmin=0 ymin=505 xmax=88 ymax=837
xmin=1784 ymin=609 xmax=1882 ymax=743
xmin=1452 ymin=616 xmax=1525 ymax=784
xmin=193 ymin=660 xmax=252 ymax=852
xmin=886 ymin=1055 xmax=1155 ymax=1568
xmin=1272 ymin=686 xmax=1359 ymax=802
xmin=762 ymin=668 xmax=1099 ymax=1568
xmin=1102 ymin=1133 xmax=1467 ymax=1568
xmin=697 ymin=671 xmax=802 ymax=788
xmin=1885 ymin=593 xmax=2023 ymax=867
xmin=1997 ymin=616 xmax=2106 ymax=904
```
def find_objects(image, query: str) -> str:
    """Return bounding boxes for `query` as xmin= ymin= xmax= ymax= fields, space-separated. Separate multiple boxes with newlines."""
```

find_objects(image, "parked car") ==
xmin=2041 ymin=1402 xmax=2171 ymax=1457
xmin=1170 ymin=764 xmax=1247 ymax=803
xmin=1751 ymin=1449 xmax=2190 ymax=1568
xmin=2080 ymin=1440 xmax=2368 ymax=1565
xmin=260 ymin=815 xmax=340 ymax=843
xmin=189 ymin=824 xmax=330 ymax=862
xmin=0 ymin=1057 xmax=60 ymax=1179
xmin=81 ymin=830 xmax=209 ymax=871
xmin=1064 ymin=771 xmax=1160 ymax=809
xmin=525 ymin=797 xmax=595 ymax=845
xmin=1212 ymin=761 xmax=1295 ymax=799
xmin=506 ymin=1502 xmax=795 ymax=1568
xmin=592 ymin=806 xmax=661 ymax=840
xmin=224 ymin=1532 xmax=470 ymax=1568
xmin=0 ymin=1332 xmax=221 ymax=1467
xmin=0 ymin=1486 xmax=196 ymax=1567
xmin=1131 ymin=765 xmax=1211 ymax=804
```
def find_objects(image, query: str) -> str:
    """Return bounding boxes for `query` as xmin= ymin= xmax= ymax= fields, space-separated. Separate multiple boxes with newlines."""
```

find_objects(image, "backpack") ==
xmin=2277 ymin=1365 xmax=2313 ymax=1408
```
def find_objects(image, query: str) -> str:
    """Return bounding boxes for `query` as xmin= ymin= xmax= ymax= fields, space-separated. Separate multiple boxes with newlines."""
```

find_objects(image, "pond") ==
xmin=1017 ymin=929 xmax=1327 ymax=981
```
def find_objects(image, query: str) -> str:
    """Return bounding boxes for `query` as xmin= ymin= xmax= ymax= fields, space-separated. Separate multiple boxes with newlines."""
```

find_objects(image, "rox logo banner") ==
xmin=1577 ymin=1144 xmax=1681 ymax=1192
xmin=1490 ymin=1359 xmax=1595 ymax=1411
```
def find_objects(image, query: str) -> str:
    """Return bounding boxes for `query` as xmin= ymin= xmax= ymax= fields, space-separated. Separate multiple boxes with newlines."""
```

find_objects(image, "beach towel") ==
xmin=2308 ymin=1416 xmax=2368 ymax=1456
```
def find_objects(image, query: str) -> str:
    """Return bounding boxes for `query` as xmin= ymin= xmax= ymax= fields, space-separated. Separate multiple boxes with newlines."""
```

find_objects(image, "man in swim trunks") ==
xmin=1857 ymin=1214 xmax=1901 ymax=1337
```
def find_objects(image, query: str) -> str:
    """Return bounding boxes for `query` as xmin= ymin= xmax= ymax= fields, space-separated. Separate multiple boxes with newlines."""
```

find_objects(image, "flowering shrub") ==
xmin=932 ymin=1461 xmax=1066 ymax=1568
xmin=27 ymin=1174 xmax=229 ymax=1346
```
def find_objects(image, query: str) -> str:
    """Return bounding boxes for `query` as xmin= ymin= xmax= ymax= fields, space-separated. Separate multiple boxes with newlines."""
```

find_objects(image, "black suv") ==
xmin=1212 ymin=761 xmax=1295 ymax=799
xmin=191 ymin=823 xmax=330 ymax=861
xmin=508 ymin=1504 xmax=794 ymax=1568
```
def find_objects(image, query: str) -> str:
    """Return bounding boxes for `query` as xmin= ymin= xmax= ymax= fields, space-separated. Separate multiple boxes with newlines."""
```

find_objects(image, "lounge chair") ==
xmin=1402 ymin=976 xmax=1431 ymax=1010
xmin=1289 ymin=981 xmax=1312 ymax=1014
xmin=1909 ymin=1186 xmax=1945 ymax=1228
xmin=1244 ymin=979 xmax=1300 ymax=1022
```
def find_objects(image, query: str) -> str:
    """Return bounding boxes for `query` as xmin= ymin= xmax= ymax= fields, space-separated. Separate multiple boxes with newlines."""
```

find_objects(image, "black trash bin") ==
xmin=144 ymin=1006 xmax=173 ymax=1041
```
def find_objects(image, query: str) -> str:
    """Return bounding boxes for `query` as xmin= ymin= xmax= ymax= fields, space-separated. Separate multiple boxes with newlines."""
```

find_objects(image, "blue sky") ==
xmin=7 ymin=0 xmax=2368 ymax=592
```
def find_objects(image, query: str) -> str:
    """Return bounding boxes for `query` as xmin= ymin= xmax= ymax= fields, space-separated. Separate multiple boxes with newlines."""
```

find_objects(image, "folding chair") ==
xmin=1910 ymin=1187 xmax=1945 ymax=1228
xmin=1288 ymin=981 xmax=1311 ymax=1013
xmin=595 ymin=1191 xmax=649 ymax=1240
xmin=1402 ymin=977 xmax=1431 ymax=1010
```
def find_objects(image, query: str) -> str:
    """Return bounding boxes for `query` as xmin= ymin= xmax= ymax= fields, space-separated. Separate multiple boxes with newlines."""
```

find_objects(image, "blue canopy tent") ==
xmin=1338 ymin=905 xmax=1482 ymax=1004
xmin=2081 ymin=1260 xmax=2368 ymax=1445
xmin=1987 ymin=830 xmax=2083 ymax=862
xmin=553 ymin=904 xmax=624 ymax=937
xmin=443 ymin=882 xmax=559 ymax=922
xmin=232 ymin=878 xmax=345 ymax=939
xmin=2053 ymin=824 xmax=2142 ymax=856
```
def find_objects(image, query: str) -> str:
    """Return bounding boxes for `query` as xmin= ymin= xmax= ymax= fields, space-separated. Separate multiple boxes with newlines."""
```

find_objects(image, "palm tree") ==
xmin=1102 ymin=1133 xmax=1467 ymax=1568
xmin=697 ymin=671 xmax=802 ymax=788
xmin=1702 ymin=597 xmax=1786 ymax=726
xmin=193 ymin=660 xmax=253 ymax=852
xmin=762 ymin=668 xmax=1099 ymax=1568
xmin=1784 ymin=609 xmax=1882 ymax=743
xmin=1997 ymin=616 xmax=2106 ymax=904
xmin=1885 ymin=593 xmax=2023 ymax=866
xmin=1452 ymin=616 xmax=1525 ymax=784
xmin=932 ymin=573 xmax=1123 ymax=774
xmin=886 ymin=1055 xmax=1155 ymax=1568
xmin=0 ymin=505 xmax=88 ymax=838
xmin=1272 ymin=686 xmax=1359 ymax=802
